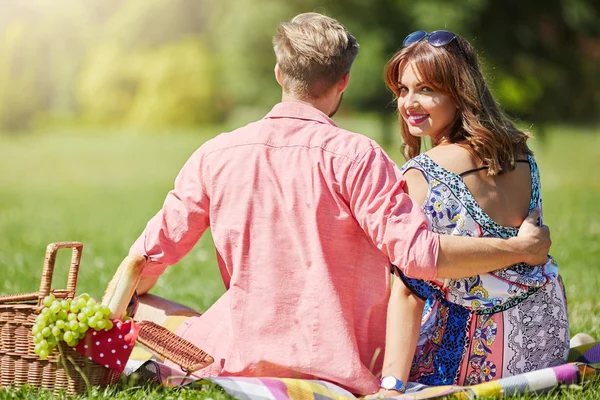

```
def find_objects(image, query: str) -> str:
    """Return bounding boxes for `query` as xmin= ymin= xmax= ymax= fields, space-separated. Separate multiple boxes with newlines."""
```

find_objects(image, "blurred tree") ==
xmin=0 ymin=21 xmax=46 ymax=131
xmin=77 ymin=0 xmax=220 ymax=127
xmin=127 ymin=39 xmax=218 ymax=127
xmin=77 ymin=43 xmax=137 ymax=124
xmin=466 ymin=0 xmax=600 ymax=135
xmin=0 ymin=1 xmax=96 ymax=130
xmin=101 ymin=0 xmax=206 ymax=51
xmin=0 ymin=0 xmax=598 ymax=133
xmin=78 ymin=39 xmax=220 ymax=127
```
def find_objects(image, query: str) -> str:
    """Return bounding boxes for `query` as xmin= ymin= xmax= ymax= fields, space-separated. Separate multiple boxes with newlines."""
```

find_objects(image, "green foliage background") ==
xmin=0 ymin=0 xmax=598 ymax=132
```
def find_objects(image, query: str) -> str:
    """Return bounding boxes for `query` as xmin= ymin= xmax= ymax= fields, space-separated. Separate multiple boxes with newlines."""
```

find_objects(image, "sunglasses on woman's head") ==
xmin=403 ymin=30 xmax=457 ymax=47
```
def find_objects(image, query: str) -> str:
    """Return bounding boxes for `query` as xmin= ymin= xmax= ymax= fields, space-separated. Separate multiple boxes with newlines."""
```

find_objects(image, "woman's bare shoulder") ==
xmin=403 ymin=165 xmax=430 ymax=206
xmin=424 ymin=144 xmax=478 ymax=175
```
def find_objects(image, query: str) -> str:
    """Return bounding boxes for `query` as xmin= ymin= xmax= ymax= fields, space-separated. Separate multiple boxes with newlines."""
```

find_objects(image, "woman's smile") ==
xmin=407 ymin=113 xmax=429 ymax=125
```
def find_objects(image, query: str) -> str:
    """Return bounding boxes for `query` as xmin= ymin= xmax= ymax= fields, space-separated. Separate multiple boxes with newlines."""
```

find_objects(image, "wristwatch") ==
xmin=380 ymin=376 xmax=407 ymax=392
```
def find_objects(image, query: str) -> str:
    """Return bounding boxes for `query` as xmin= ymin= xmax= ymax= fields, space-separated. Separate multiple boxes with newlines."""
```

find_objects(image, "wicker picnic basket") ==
xmin=0 ymin=242 xmax=213 ymax=395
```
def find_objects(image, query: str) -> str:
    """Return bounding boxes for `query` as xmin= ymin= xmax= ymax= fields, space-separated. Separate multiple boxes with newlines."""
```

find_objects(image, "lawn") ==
xmin=0 ymin=122 xmax=599 ymax=399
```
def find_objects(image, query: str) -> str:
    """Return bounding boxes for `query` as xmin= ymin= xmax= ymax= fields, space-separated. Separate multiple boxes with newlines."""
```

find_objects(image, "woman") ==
xmin=374 ymin=30 xmax=569 ymax=396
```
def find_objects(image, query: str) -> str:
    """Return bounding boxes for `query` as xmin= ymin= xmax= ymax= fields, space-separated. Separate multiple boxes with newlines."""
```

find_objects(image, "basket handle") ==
xmin=36 ymin=242 xmax=83 ymax=307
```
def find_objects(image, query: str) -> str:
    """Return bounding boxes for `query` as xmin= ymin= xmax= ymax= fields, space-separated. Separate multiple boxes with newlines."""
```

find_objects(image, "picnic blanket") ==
xmin=127 ymin=342 xmax=600 ymax=399
xmin=125 ymin=312 xmax=600 ymax=400
xmin=202 ymin=362 xmax=596 ymax=399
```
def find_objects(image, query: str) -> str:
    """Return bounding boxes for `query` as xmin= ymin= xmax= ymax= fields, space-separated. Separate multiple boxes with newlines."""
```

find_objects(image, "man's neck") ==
xmin=281 ymin=93 xmax=334 ymax=117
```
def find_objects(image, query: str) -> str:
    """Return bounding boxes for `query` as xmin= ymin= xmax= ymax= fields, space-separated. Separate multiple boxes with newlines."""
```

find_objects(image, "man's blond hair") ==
xmin=273 ymin=12 xmax=359 ymax=99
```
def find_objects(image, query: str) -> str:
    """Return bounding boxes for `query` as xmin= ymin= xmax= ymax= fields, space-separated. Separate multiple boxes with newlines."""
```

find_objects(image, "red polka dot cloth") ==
xmin=74 ymin=319 xmax=139 ymax=372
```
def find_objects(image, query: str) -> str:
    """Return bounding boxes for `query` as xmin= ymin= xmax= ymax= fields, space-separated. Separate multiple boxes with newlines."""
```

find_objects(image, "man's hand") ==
xmin=514 ymin=208 xmax=551 ymax=265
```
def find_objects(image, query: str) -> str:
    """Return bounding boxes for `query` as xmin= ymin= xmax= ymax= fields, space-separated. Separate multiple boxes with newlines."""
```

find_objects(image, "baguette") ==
xmin=101 ymin=254 xmax=146 ymax=319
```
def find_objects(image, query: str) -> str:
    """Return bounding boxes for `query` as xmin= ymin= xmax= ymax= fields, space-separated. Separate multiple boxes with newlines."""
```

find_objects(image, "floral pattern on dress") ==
xmin=397 ymin=154 xmax=569 ymax=386
xmin=464 ymin=314 xmax=499 ymax=385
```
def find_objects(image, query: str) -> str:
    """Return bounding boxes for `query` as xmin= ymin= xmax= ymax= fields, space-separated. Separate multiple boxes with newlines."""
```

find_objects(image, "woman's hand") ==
xmin=364 ymin=388 xmax=405 ymax=399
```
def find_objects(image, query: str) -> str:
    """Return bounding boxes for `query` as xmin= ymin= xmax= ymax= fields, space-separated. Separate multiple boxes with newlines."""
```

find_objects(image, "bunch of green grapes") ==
xmin=31 ymin=293 xmax=114 ymax=359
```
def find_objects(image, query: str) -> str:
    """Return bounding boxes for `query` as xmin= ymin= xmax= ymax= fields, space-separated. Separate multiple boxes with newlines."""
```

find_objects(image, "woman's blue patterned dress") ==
xmin=398 ymin=153 xmax=569 ymax=386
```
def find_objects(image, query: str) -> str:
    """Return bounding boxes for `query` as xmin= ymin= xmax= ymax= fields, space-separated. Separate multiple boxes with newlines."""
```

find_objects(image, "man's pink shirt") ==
xmin=130 ymin=102 xmax=439 ymax=395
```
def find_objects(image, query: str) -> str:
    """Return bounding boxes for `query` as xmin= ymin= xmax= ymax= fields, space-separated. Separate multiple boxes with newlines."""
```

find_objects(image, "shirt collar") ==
xmin=264 ymin=102 xmax=337 ymax=127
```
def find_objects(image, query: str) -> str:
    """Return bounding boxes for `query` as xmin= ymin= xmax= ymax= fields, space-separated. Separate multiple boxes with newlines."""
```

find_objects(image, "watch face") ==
xmin=381 ymin=376 xmax=397 ymax=389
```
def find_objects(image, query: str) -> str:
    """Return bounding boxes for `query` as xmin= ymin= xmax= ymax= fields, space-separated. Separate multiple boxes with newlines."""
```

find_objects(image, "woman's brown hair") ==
xmin=384 ymin=35 xmax=532 ymax=175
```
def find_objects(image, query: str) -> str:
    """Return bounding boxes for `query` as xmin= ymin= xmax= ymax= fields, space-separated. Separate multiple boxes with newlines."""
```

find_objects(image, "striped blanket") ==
xmin=199 ymin=362 xmax=596 ymax=399
xmin=130 ymin=342 xmax=600 ymax=399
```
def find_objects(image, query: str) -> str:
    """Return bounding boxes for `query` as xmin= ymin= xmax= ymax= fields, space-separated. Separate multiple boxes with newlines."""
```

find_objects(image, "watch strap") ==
xmin=380 ymin=376 xmax=407 ymax=392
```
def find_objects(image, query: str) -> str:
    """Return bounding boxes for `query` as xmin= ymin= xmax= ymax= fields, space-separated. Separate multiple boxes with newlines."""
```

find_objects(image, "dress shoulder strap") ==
xmin=400 ymin=154 xmax=434 ymax=176
xmin=458 ymin=159 xmax=530 ymax=177
xmin=458 ymin=166 xmax=487 ymax=177
xmin=527 ymin=155 xmax=543 ymax=219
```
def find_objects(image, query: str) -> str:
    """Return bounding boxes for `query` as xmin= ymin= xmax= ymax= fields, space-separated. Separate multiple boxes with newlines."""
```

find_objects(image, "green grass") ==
xmin=0 ymin=123 xmax=599 ymax=399
xmin=0 ymin=381 xmax=234 ymax=400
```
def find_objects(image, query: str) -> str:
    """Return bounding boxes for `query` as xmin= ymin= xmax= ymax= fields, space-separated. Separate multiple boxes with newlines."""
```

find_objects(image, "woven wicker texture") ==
xmin=137 ymin=320 xmax=214 ymax=374
xmin=0 ymin=242 xmax=120 ymax=395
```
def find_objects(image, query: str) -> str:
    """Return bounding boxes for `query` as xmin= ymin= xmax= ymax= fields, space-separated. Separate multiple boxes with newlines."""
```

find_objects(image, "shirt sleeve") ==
xmin=129 ymin=148 xmax=211 ymax=276
xmin=346 ymin=146 xmax=439 ymax=280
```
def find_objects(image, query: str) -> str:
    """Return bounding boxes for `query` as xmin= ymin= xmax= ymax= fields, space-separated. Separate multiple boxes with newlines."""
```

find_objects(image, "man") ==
xmin=128 ymin=13 xmax=550 ymax=395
